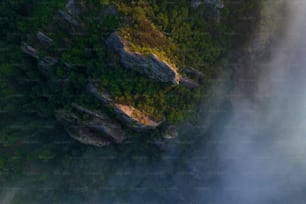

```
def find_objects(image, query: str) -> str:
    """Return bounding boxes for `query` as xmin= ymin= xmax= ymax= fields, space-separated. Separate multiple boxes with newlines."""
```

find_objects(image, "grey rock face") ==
xmin=56 ymin=110 xmax=79 ymax=124
xmin=56 ymin=105 xmax=126 ymax=146
xmin=71 ymin=103 xmax=126 ymax=143
xmin=86 ymin=83 xmax=112 ymax=105
xmin=21 ymin=43 xmax=39 ymax=59
xmin=87 ymin=83 xmax=164 ymax=130
xmin=71 ymin=103 xmax=108 ymax=120
xmin=21 ymin=40 xmax=59 ymax=78
xmin=180 ymin=77 xmax=199 ymax=89
xmin=56 ymin=9 xmax=82 ymax=34
xmin=184 ymin=67 xmax=205 ymax=79
xmin=38 ymin=56 xmax=58 ymax=67
xmin=106 ymin=32 xmax=180 ymax=84
xmin=112 ymin=103 xmax=163 ymax=130
xmin=36 ymin=31 xmax=53 ymax=48
xmin=56 ymin=110 xmax=111 ymax=147
xmin=85 ymin=118 xmax=125 ymax=143
xmin=67 ymin=126 xmax=111 ymax=147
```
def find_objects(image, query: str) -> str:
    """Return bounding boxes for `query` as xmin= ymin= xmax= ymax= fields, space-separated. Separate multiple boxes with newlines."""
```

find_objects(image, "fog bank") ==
xmin=207 ymin=0 xmax=306 ymax=203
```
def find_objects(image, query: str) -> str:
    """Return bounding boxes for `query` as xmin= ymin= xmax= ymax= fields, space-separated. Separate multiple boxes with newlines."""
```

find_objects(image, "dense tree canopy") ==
xmin=0 ymin=0 xmax=262 ymax=179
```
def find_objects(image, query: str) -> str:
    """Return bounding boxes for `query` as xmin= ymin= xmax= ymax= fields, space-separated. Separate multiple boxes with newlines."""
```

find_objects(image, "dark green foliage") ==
xmin=0 ymin=0 xmax=263 ymax=184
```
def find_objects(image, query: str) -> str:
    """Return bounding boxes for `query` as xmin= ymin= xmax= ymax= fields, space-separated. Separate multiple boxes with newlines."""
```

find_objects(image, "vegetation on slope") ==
xmin=0 ymin=0 xmax=264 ymax=175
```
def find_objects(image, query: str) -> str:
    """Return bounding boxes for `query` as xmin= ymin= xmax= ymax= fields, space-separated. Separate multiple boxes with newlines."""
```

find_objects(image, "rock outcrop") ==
xmin=38 ymin=56 xmax=58 ymax=67
xmin=180 ymin=77 xmax=199 ymax=89
xmin=56 ymin=110 xmax=110 ymax=147
xmin=21 ymin=1 xmax=207 ymax=147
xmin=184 ymin=67 xmax=205 ymax=79
xmin=22 ymin=32 xmax=53 ymax=59
xmin=106 ymin=32 xmax=200 ymax=88
xmin=56 ymin=104 xmax=126 ymax=146
xmin=113 ymin=104 xmax=161 ymax=129
xmin=67 ymin=126 xmax=111 ymax=147
xmin=21 ymin=43 xmax=39 ymax=59
xmin=71 ymin=103 xmax=126 ymax=143
xmin=36 ymin=31 xmax=53 ymax=48
xmin=22 ymin=39 xmax=59 ymax=78
xmin=87 ymin=83 xmax=164 ymax=130
xmin=56 ymin=9 xmax=82 ymax=34
xmin=106 ymin=32 xmax=180 ymax=84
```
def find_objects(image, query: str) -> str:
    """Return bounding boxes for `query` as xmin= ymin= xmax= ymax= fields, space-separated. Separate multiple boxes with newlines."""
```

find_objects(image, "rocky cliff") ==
xmin=56 ymin=104 xmax=126 ymax=146
xmin=19 ymin=0 xmax=217 ymax=147
xmin=87 ymin=83 xmax=164 ymax=130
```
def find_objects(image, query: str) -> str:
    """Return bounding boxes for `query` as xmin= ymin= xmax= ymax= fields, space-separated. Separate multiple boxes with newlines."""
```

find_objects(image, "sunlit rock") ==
xmin=106 ymin=32 xmax=181 ymax=84
xmin=87 ymin=83 xmax=164 ymax=130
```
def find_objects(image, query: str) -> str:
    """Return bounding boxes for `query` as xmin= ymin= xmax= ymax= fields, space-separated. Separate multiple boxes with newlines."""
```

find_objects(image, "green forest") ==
xmin=0 ymin=0 xmax=262 ymax=180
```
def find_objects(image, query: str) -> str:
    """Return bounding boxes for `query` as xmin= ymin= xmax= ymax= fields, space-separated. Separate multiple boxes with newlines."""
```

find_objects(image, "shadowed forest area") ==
xmin=0 ymin=0 xmax=269 ymax=203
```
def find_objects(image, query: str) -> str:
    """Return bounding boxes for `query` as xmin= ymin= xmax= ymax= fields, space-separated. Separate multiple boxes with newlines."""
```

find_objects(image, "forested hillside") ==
xmin=0 ymin=0 xmax=262 ymax=173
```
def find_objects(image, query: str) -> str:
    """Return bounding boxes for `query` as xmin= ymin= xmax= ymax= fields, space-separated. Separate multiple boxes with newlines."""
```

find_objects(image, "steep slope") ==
xmin=17 ymin=0 xmax=259 ymax=146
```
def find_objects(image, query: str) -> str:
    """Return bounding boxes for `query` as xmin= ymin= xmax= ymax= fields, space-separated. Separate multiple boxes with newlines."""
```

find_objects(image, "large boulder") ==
xmin=106 ymin=32 xmax=180 ymax=84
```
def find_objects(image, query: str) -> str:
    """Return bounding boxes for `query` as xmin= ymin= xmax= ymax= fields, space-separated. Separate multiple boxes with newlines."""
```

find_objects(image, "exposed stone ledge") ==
xmin=71 ymin=103 xmax=126 ymax=143
xmin=106 ymin=32 xmax=181 ymax=84
xmin=66 ymin=126 xmax=111 ymax=147
xmin=21 ymin=43 xmax=39 ymax=59
xmin=56 ymin=107 xmax=126 ymax=146
xmin=56 ymin=110 xmax=110 ymax=147
xmin=180 ymin=77 xmax=199 ymax=89
xmin=36 ymin=31 xmax=53 ymax=48
xmin=87 ymin=83 xmax=164 ymax=130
